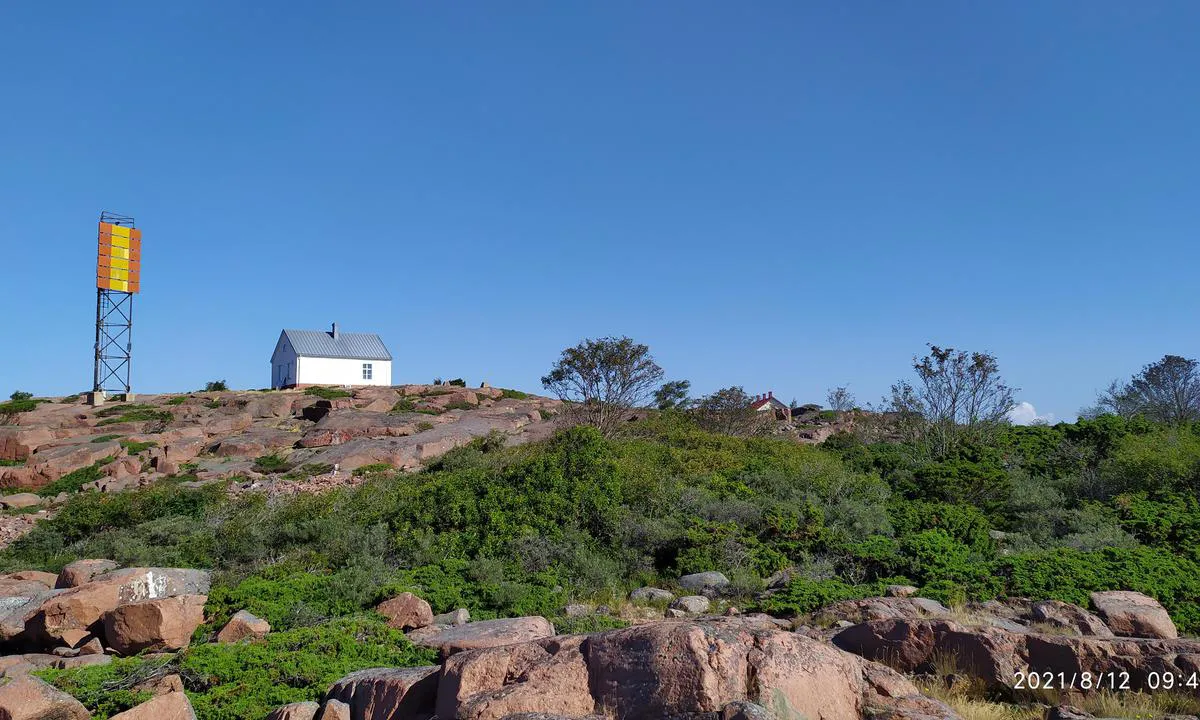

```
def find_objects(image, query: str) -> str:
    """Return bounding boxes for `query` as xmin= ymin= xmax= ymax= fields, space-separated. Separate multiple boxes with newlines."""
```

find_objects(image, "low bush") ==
xmin=118 ymin=439 xmax=157 ymax=454
xmin=39 ymin=616 xmax=437 ymax=720
xmin=95 ymin=404 xmax=174 ymax=427
xmin=304 ymin=387 xmax=352 ymax=400
xmin=35 ymin=460 xmax=112 ymax=498
xmin=352 ymin=463 xmax=392 ymax=477
xmin=252 ymin=454 xmax=289 ymax=474
xmin=166 ymin=396 xmax=188 ymax=405
xmin=204 ymin=380 xmax=229 ymax=392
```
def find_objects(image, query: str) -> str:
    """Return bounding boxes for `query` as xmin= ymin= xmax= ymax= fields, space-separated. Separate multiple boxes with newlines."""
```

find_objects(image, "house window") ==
xmin=362 ymin=363 xmax=373 ymax=380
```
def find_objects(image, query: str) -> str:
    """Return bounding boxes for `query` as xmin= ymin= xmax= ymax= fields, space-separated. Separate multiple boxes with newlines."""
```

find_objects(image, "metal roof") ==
xmin=279 ymin=328 xmax=392 ymax=361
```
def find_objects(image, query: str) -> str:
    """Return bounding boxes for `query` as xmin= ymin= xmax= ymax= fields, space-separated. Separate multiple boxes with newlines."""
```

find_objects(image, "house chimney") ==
xmin=332 ymin=322 xmax=339 ymax=340
xmin=768 ymin=390 xmax=773 ymax=399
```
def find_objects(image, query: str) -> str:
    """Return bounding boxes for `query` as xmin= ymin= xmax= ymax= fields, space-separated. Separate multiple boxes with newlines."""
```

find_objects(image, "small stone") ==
xmin=629 ymin=587 xmax=674 ymax=604
xmin=670 ymin=595 xmax=711 ymax=615
xmin=432 ymin=608 xmax=470 ymax=626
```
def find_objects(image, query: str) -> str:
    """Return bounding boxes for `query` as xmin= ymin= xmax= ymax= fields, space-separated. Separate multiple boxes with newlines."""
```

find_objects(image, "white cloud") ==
xmin=1008 ymin=401 xmax=1055 ymax=426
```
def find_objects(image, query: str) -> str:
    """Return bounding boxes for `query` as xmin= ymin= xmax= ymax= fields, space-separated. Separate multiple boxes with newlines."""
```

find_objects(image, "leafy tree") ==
xmin=826 ymin=386 xmax=856 ymax=412
xmin=204 ymin=380 xmax=229 ymax=392
xmin=9 ymin=391 xmax=33 ymax=402
xmin=889 ymin=345 xmax=1016 ymax=457
xmin=1092 ymin=355 xmax=1200 ymax=424
xmin=653 ymin=380 xmax=692 ymax=410
xmin=694 ymin=386 xmax=768 ymax=437
xmin=541 ymin=337 xmax=664 ymax=436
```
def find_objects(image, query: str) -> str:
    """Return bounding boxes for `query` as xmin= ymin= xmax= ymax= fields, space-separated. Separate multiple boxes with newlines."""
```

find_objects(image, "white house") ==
xmin=270 ymin=323 xmax=392 ymax=389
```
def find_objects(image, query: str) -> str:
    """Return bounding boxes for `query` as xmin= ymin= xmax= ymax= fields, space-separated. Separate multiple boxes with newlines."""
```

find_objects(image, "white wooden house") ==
xmin=270 ymin=323 xmax=392 ymax=389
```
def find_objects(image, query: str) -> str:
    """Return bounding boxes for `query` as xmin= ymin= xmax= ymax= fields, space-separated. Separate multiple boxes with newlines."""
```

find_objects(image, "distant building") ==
xmin=750 ymin=391 xmax=791 ymax=420
xmin=270 ymin=323 xmax=392 ymax=389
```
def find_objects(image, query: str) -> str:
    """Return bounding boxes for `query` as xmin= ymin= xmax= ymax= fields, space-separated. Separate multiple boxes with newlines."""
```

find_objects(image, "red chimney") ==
xmin=768 ymin=391 xmax=773 ymax=399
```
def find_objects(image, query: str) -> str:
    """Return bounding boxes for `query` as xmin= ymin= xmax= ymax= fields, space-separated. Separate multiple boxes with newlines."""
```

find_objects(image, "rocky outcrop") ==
xmin=678 ymin=571 xmax=729 ymax=595
xmin=438 ymin=617 xmax=866 ymax=720
xmin=1030 ymin=600 xmax=1113 ymax=638
xmin=324 ymin=666 xmax=441 ymax=720
xmin=216 ymin=609 xmax=271 ymax=643
xmin=0 ymin=673 xmax=90 ymax=719
xmin=110 ymin=691 xmax=198 ymax=719
xmin=1089 ymin=591 xmax=1177 ymax=639
xmin=410 ymin=617 xmax=556 ymax=658
xmin=102 ymin=594 xmax=207 ymax=654
xmin=266 ymin=702 xmax=320 ymax=720
xmin=376 ymin=592 xmax=433 ymax=631
xmin=56 ymin=559 xmax=119 ymax=589
xmin=811 ymin=597 xmax=950 ymax=626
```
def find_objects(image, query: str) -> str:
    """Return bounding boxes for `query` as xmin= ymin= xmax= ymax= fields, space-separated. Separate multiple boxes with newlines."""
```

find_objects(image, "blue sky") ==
xmin=3 ymin=2 xmax=1198 ymax=422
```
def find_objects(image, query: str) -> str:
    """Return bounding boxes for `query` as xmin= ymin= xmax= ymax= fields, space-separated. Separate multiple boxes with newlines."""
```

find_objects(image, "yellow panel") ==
xmin=111 ymin=279 xmax=128 ymax=292
xmin=110 ymin=225 xmax=130 ymax=239
xmin=111 ymin=235 xmax=130 ymax=249
xmin=109 ymin=257 xmax=129 ymax=270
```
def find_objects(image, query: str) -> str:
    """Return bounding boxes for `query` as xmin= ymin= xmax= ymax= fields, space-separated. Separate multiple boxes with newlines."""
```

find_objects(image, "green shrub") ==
xmin=34 ymin=656 xmax=156 ymax=717
xmin=9 ymin=391 xmax=33 ymax=402
xmin=304 ymin=387 xmax=352 ymax=400
xmin=0 ymin=459 xmax=22 ymax=467
xmin=61 ymin=394 xmax=81 ymax=403
xmin=352 ymin=463 xmax=392 ymax=477
xmin=552 ymin=614 xmax=628 ymax=635
xmin=391 ymin=399 xmax=416 ymax=414
xmin=445 ymin=401 xmax=474 ymax=411
xmin=35 ymin=461 xmax=111 ymax=497
xmin=500 ymin=389 xmax=530 ymax=400
xmin=95 ymin=404 xmax=174 ymax=427
xmin=416 ymin=421 xmax=435 ymax=432
xmin=448 ymin=378 xmax=467 ymax=387
xmin=204 ymin=380 xmax=229 ymax=392
xmin=118 ymin=439 xmax=157 ymax=454
xmin=41 ymin=617 xmax=436 ymax=720
xmin=253 ymin=454 xmax=289 ymax=474
xmin=756 ymin=577 xmax=875 ymax=616
xmin=166 ymin=396 xmax=188 ymax=405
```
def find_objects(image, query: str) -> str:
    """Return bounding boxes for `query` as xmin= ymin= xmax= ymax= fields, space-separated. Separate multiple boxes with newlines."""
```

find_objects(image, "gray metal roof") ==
xmin=280 ymin=328 xmax=392 ymax=361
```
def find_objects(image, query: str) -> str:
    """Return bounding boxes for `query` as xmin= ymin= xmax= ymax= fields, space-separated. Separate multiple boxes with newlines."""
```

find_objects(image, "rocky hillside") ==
xmin=0 ymin=384 xmax=560 ymax=494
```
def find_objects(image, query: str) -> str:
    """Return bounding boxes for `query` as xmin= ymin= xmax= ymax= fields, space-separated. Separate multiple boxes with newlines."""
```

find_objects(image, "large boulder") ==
xmin=1030 ymin=600 xmax=1113 ymax=638
xmin=103 ymin=595 xmax=207 ymax=655
xmin=629 ymin=587 xmax=674 ymax=604
xmin=1089 ymin=591 xmax=1177 ymax=639
xmin=678 ymin=571 xmax=730 ymax=595
xmin=0 ymin=427 xmax=55 ymax=462
xmin=0 ymin=494 xmax=41 ymax=510
xmin=409 ymin=617 xmax=555 ymax=657
xmin=316 ymin=699 xmax=351 ymax=720
xmin=669 ymin=596 xmax=711 ymax=615
xmin=216 ymin=609 xmax=271 ymax=643
xmin=324 ymin=666 xmax=440 ymax=720
xmin=812 ymin=597 xmax=949 ymax=626
xmin=376 ymin=592 xmax=433 ymax=631
xmin=29 ymin=568 xmax=210 ymax=645
xmin=56 ymin=559 xmax=119 ymax=588
xmin=439 ymin=617 xmax=865 ymax=720
xmin=266 ymin=703 xmax=320 ymax=720
xmin=0 ymin=673 xmax=90 ymax=719
xmin=27 ymin=440 xmax=121 ymax=483
xmin=110 ymin=691 xmax=198 ymax=719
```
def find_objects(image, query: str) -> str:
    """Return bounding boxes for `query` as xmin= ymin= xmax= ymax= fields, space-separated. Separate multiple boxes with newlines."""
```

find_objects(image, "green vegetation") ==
xmin=499 ymin=388 xmax=531 ymax=400
xmin=118 ymin=439 xmax=158 ymax=454
xmin=35 ymin=459 xmax=114 ymax=497
xmin=0 ymin=390 xmax=42 ymax=419
xmin=0 ymin=459 xmax=24 ymax=467
xmin=38 ymin=616 xmax=436 ymax=720
xmin=390 ymin=398 xmax=416 ymax=413
xmin=352 ymin=463 xmax=392 ymax=477
xmin=416 ymin=421 xmax=435 ymax=432
xmin=94 ymin=404 xmax=174 ymax=427
xmin=252 ymin=454 xmax=289 ymax=474
xmin=61 ymin=394 xmax=81 ymax=403
xmin=166 ymin=396 xmax=188 ymax=405
xmin=204 ymin=380 xmax=229 ymax=392
xmin=444 ymin=401 xmax=474 ymax=411
xmin=448 ymin=378 xmax=467 ymax=387
xmin=304 ymin=386 xmax=352 ymax=400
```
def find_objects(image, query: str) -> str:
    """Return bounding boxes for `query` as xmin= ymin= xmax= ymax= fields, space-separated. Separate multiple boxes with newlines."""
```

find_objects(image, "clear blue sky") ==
xmin=3 ymin=2 xmax=1198 ymax=423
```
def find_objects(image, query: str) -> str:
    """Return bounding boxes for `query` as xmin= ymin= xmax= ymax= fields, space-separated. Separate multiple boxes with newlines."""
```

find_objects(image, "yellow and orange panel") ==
xmin=96 ymin=222 xmax=142 ymax=292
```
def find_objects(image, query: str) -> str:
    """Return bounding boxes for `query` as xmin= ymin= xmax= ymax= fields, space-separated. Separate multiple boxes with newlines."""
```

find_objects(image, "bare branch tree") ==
xmin=541 ymin=336 xmax=665 ymax=436
xmin=826 ymin=386 xmax=856 ymax=412
xmin=694 ymin=386 xmax=770 ymax=437
xmin=888 ymin=345 xmax=1016 ymax=456
xmin=1092 ymin=355 xmax=1200 ymax=423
